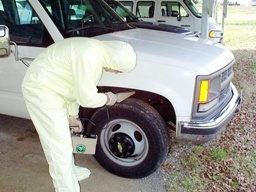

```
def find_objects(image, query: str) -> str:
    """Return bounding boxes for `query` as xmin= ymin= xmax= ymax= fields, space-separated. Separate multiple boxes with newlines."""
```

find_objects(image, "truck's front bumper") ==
xmin=178 ymin=87 xmax=242 ymax=141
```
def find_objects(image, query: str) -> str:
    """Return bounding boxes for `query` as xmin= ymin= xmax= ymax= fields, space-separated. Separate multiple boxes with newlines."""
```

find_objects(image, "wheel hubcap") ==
xmin=100 ymin=119 xmax=149 ymax=166
xmin=109 ymin=133 xmax=135 ymax=158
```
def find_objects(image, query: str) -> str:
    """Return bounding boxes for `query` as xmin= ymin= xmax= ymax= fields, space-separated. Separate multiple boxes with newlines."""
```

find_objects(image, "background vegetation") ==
xmin=164 ymin=5 xmax=256 ymax=192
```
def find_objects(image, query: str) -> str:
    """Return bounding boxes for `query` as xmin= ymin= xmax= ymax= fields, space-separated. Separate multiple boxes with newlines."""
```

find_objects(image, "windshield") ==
xmin=39 ymin=0 xmax=133 ymax=37
xmin=183 ymin=0 xmax=201 ymax=18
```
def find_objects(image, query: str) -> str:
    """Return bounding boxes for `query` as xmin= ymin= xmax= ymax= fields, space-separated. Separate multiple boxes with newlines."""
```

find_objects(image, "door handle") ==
xmin=157 ymin=20 xmax=166 ymax=22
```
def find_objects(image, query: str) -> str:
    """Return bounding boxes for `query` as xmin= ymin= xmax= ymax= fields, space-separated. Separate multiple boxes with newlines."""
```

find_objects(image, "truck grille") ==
xmin=219 ymin=66 xmax=233 ymax=108
xmin=220 ymin=85 xmax=232 ymax=102
xmin=221 ymin=66 xmax=233 ymax=83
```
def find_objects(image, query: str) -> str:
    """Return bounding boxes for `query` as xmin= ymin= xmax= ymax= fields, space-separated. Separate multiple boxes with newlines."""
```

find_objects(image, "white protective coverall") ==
xmin=22 ymin=37 xmax=136 ymax=192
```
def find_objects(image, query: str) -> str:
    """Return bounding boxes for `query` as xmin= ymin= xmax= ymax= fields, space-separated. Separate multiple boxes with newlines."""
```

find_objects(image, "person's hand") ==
xmin=105 ymin=92 xmax=118 ymax=106
xmin=69 ymin=115 xmax=83 ymax=132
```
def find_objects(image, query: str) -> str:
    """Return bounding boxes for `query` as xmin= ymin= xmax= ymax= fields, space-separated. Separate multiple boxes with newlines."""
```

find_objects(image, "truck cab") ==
xmin=118 ymin=0 xmax=223 ymax=43
xmin=0 ymin=0 xmax=240 ymax=179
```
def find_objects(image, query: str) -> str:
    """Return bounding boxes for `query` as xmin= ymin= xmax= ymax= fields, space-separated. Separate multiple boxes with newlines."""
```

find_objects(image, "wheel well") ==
xmin=79 ymin=87 xmax=176 ymax=130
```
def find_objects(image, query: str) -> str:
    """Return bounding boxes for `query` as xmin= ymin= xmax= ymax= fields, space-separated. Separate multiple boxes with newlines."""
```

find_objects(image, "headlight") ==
xmin=199 ymin=80 xmax=209 ymax=103
xmin=192 ymin=63 xmax=234 ymax=119
xmin=197 ymin=76 xmax=221 ymax=112
xmin=209 ymin=30 xmax=223 ymax=38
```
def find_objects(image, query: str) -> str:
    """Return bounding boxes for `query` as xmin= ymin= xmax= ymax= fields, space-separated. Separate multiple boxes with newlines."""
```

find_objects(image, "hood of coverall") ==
xmin=101 ymin=41 xmax=136 ymax=73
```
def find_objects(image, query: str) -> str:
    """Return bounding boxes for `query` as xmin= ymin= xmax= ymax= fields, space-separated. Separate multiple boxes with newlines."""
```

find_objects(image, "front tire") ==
xmin=89 ymin=98 xmax=169 ymax=178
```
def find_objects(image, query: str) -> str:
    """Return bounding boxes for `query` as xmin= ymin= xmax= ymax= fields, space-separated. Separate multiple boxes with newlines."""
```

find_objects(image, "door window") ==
xmin=161 ymin=1 xmax=188 ymax=17
xmin=119 ymin=1 xmax=134 ymax=13
xmin=0 ymin=0 xmax=53 ymax=47
xmin=136 ymin=1 xmax=155 ymax=18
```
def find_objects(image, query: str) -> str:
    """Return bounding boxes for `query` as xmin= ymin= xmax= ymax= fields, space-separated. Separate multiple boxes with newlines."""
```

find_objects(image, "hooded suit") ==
xmin=22 ymin=37 xmax=136 ymax=192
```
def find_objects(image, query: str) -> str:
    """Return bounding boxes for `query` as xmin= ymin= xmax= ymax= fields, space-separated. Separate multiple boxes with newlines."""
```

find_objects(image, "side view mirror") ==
xmin=0 ymin=25 xmax=10 ymax=57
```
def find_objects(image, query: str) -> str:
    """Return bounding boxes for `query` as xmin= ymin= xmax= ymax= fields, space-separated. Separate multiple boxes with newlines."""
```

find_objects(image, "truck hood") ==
xmin=95 ymin=28 xmax=234 ymax=74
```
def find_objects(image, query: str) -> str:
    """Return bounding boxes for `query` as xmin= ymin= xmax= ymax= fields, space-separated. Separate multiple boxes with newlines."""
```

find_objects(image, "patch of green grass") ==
xmin=209 ymin=148 xmax=228 ymax=161
xmin=231 ymin=180 xmax=239 ymax=188
xmin=221 ymin=6 xmax=256 ymax=50
xmin=167 ymin=172 xmax=207 ymax=192
xmin=194 ymin=145 xmax=204 ymax=154
xmin=183 ymin=153 xmax=201 ymax=170
xmin=183 ymin=177 xmax=193 ymax=189
xmin=236 ymin=149 xmax=256 ymax=176
xmin=250 ymin=59 xmax=256 ymax=69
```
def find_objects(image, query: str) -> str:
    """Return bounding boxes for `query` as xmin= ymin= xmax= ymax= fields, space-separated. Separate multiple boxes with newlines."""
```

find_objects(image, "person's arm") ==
xmin=67 ymin=102 xmax=80 ymax=116
xmin=72 ymin=46 xmax=107 ymax=108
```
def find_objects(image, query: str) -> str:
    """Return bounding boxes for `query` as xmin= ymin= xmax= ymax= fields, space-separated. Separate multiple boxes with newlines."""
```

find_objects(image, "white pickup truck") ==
xmin=0 ymin=0 xmax=240 ymax=178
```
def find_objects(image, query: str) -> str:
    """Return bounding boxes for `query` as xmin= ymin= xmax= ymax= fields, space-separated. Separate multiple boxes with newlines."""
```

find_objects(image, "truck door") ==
xmin=158 ymin=1 xmax=194 ymax=31
xmin=0 ymin=0 xmax=53 ymax=118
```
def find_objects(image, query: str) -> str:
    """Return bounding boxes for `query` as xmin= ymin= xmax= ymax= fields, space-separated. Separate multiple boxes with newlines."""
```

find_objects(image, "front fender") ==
xmin=98 ymin=61 xmax=198 ymax=118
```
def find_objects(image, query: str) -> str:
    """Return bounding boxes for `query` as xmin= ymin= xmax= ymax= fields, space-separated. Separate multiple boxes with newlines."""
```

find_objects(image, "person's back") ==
xmin=24 ymin=38 xmax=105 ymax=107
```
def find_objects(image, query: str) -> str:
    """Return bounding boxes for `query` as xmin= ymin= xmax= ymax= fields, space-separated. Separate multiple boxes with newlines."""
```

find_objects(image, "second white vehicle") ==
xmin=118 ymin=0 xmax=223 ymax=43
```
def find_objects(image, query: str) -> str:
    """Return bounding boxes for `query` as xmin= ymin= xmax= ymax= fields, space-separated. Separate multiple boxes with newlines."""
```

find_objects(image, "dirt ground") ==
xmin=0 ymin=114 xmax=168 ymax=192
